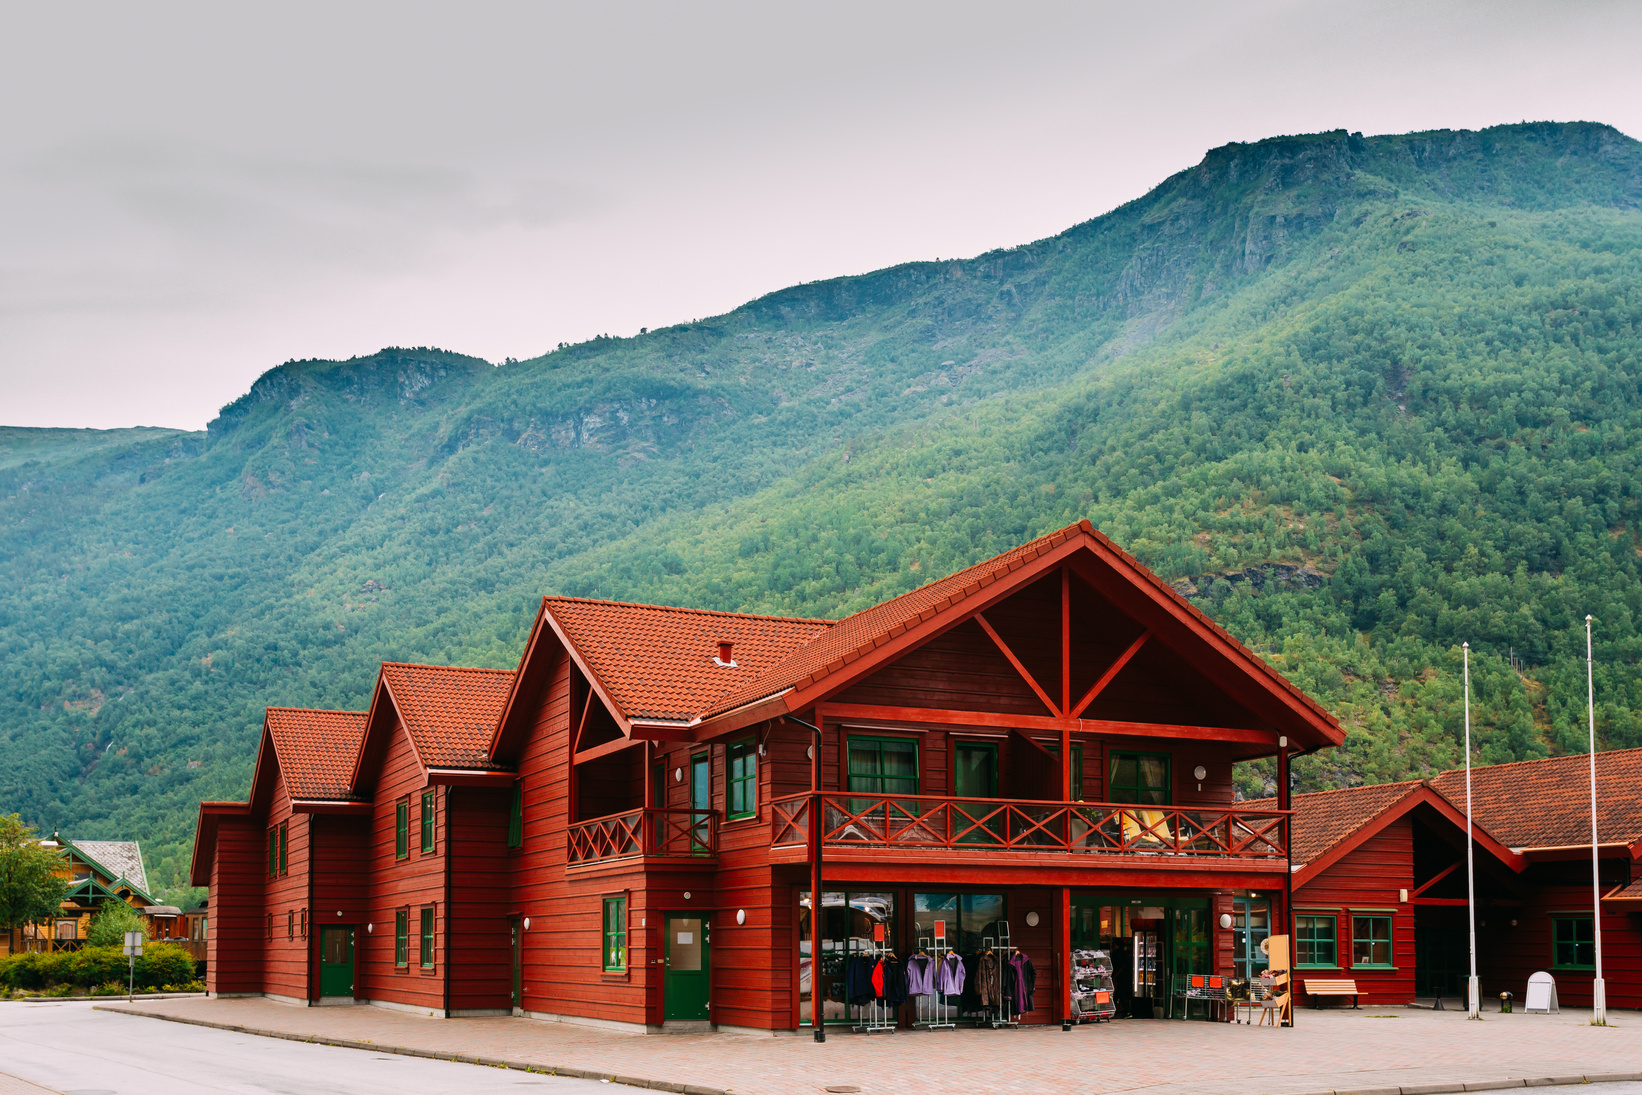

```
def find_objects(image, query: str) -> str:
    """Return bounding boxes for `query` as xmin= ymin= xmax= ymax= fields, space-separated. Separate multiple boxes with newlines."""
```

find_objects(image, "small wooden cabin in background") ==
xmin=1 ymin=837 xmax=165 ymax=955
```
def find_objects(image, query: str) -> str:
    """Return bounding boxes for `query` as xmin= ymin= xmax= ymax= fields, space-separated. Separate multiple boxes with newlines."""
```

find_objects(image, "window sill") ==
xmin=1553 ymin=966 xmax=1595 ymax=972
xmin=1295 ymin=964 xmax=1340 ymax=971
xmin=1350 ymin=965 xmax=1397 ymax=971
xmin=724 ymin=814 xmax=758 ymax=826
xmin=601 ymin=969 xmax=630 ymax=981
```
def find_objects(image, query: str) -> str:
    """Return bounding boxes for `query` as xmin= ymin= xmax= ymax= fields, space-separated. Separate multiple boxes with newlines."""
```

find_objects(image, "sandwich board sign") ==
xmin=1524 ymin=971 xmax=1558 ymax=1014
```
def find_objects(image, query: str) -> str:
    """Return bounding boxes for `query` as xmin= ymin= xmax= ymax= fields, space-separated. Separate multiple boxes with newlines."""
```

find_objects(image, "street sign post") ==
xmin=124 ymin=930 xmax=143 ymax=1002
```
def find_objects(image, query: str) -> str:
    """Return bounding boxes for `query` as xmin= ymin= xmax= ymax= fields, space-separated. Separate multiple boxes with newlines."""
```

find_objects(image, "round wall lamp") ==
xmin=683 ymin=892 xmax=692 ymax=901
xmin=336 ymin=911 xmax=342 ymax=917
xmin=1193 ymin=765 xmax=1207 ymax=781
xmin=674 ymin=768 xmax=683 ymax=782
xmin=523 ymin=918 xmax=531 ymax=931
xmin=1219 ymin=913 xmax=1233 ymax=930
xmin=807 ymin=745 xmax=815 ymax=760
xmin=1024 ymin=911 xmax=1040 ymax=927
xmin=366 ymin=923 xmax=373 ymax=933
xmin=736 ymin=909 xmax=746 ymax=925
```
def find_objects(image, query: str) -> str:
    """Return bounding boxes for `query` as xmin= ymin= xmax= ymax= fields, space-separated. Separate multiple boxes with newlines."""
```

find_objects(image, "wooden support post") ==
xmin=1060 ymin=569 xmax=1072 ymax=801
xmin=1277 ymin=742 xmax=1294 ymax=1027
xmin=810 ymin=711 xmax=825 ymax=1042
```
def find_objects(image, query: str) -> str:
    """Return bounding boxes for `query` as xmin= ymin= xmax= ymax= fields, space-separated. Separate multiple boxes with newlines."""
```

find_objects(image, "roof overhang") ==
xmin=290 ymin=799 xmax=373 ymax=814
xmin=189 ymin=800 xmax=253 ymax=887
xmin=1293 ymin=785 xmax=1524 ymax=888
xmin=425 ymin=768 xmax=516 ymax=788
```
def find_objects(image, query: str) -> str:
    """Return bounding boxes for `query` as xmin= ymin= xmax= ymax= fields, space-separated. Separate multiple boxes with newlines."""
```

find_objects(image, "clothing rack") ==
xmin=913 ymin=935 xmax=956 ymax=1030
xmin=981 ymin=923 xmax=1018 ymax=1028
xmin=852 ymin=935 xmax=897 ymax=1033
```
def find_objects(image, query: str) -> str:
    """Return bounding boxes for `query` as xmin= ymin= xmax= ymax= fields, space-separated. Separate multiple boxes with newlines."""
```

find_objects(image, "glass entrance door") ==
xmin=954 ymin=743 xmax=997 ymax=798
xmin=319 ymin=925 xmax=354 ymax=998
xmin=1232 ymin=898 xmax=1269 ymax=983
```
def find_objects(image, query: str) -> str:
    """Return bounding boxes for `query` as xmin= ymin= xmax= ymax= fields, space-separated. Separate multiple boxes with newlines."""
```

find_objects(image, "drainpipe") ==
xmin=786 ymin=712 xmax=825 ymax=1043
xmin=443 ymin=786 xmax=453 ymax=1019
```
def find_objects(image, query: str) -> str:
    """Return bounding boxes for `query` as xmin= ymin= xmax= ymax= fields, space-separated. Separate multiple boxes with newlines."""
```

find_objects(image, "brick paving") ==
xmin=97 ymin=998 xmax=1639 ymax=1095
xmin=0 ymin=1075 xmax=55 ymax=1095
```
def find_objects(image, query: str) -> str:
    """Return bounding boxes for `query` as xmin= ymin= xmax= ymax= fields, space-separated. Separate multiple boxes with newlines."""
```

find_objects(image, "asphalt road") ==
xmin=0 ymin=1001 xmax=611 ymax=1095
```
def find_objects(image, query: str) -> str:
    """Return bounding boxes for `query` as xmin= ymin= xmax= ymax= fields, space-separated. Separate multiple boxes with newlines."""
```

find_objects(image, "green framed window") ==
xmin=847 ymin=736 xmax=919 ymax=795
xmin=1351 ymin=914 xmax=1393 ymax=968
xmin=1108 ymin=752 xmax=1170 ymax=805
xmin=603 ymin=895 xmax=627 ymax=971
xmin=1295 ymin=914 xmax=1337 ymax=968
xmin=1553 ymin=916 xmax=1595 ymax=970
xmin=727 ymin=738 xmax=757 ymax=819
xmin=395 ymin=909 xmax=408 ymax=968
xmin=507 ymin=783 xmax=523 ymax=848
xmin=419 ymin=907 xmax=435 ymax=969
xmin=267 ymin=829 xmax=278 ymax=878
xmin=395 ymin=798 xmax=409 ymax=860
xmin=278 ymin=822 xmax=287 ymax=874
xmin=420 ymin=791 xmax=436 ymax=853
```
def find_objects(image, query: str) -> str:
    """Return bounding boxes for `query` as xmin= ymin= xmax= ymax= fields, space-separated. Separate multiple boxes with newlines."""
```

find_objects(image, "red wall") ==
xmin=1291 ymin=818 xmax=1416 ymax=1006
xmin=1478 ymin=861 xmax=1641 ymax=1009
xmin=207 ymin=818 xmax=264 ymax=995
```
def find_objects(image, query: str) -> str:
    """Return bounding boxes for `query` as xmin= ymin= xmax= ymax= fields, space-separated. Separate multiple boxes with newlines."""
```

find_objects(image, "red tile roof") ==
xmin=264 ymin=708 xmax=368 ymax=799
xmin=1245 ymin=780 xmax=1425 ymax=866
xmin=380 ymin=663 xmax=516 ymax=769
xmin=545 ymin=598 xmax=832 ymax=722
xmin=1427 ymin=748 xmax=1642 ymax=850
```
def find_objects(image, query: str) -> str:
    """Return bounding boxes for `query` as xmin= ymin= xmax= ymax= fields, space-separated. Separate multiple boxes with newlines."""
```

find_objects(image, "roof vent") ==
xmin=714 ymin=641 xmax=737 ymax=668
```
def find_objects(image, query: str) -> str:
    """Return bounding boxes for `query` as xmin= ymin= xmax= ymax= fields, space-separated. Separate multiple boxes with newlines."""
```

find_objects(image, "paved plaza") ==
xmin=73 ymin=996 xmax=1642 ymax=1095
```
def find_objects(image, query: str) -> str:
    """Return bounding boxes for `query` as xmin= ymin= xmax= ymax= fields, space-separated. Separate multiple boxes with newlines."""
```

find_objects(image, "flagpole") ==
xmin=1587 ymin=615 xmax=1606 ymax=1025
xmin=1463 ymin=643 xmax=1479 ymax=1019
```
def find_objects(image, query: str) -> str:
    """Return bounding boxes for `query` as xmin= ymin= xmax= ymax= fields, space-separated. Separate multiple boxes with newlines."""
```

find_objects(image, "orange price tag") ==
xmin=873 ymin=923 xmax=885 ymax=942
xmin=933 ymin=920 xmax=946 ymax=940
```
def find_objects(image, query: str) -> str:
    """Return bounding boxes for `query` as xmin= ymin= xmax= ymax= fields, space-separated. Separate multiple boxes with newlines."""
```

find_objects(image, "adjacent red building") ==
xmin=1270 ymin=750 xmax=1642 ymax=1010
xmin=195 ymin=520 xmax=1346 ymax=1028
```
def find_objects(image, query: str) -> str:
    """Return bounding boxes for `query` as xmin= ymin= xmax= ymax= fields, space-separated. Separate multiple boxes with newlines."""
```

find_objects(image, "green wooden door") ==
xmin=664 ymin=915 xmax=710 ymax=1022
xmin=319 ymin=926 xmax=355 ymax=998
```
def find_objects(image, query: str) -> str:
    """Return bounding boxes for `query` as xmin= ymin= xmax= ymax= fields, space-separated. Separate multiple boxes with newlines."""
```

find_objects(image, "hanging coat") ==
xmin=977 ymin=950 xmax=1001 ymax=1007
xmin=1006 ymin=951 xmax=1036 ymax=1012
xmin=904 ymin=954 xmax=936 ymax=997
xmin=882 ymin=956 xmax=908 ymax=1007
xmin=935 ymin=952 xmax=966 ymax=996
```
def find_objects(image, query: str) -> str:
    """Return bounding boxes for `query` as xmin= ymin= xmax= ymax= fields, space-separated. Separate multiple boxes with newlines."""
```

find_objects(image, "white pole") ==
xmin=1586 ymin=615 xmax=1606 ymax=1025
xmin=1464 ymin=643 xmax=1479 ymax=1019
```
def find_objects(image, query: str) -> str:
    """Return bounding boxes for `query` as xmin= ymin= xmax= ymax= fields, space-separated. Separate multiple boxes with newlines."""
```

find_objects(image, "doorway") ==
xmin=509 ymin=917 xmax=522 ymax=1010
xmin=664 ymin=914 xmax=710 ymax=1022
xmin=319 ymin=925 xmax=355 ymax=999
xmin=1232 ymin=898 xmax=1270 ymax=983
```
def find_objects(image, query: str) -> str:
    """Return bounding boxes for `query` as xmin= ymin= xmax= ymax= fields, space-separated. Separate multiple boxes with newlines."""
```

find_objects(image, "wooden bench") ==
xmin=1302 ymin=978 xmax=1361 ymax=1008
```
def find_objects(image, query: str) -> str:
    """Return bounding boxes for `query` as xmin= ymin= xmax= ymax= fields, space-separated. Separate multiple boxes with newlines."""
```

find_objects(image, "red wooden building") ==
xmin=1269 ymin=749 xmax=1641 ymax=1010
xmin=194 ymin=520 xmax=1346 ymax=1028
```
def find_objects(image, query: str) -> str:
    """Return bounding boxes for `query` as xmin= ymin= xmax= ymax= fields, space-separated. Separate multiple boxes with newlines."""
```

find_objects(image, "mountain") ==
xmin=5 ymin=121 xmax=1642 ymax=903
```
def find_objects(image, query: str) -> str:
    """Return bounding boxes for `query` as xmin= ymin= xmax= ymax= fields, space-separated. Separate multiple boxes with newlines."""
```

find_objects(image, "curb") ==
xmin=94 ymin=1004 xmax=730 ymax=1095
xmin=5 ymin=992 xmax=207 ymax=1004
xmin=1278 ymin=1075 xmax=1642 ymax=1095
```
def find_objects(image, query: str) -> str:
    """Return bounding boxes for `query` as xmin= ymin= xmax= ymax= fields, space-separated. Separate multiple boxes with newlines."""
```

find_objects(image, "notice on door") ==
xmin=677 ymin=932 xmax=693 ymax=944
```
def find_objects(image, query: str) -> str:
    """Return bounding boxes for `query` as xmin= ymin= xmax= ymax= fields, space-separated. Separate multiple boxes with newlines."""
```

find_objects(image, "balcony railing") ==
xmin=566 ymin=807 xmax=718 ymax=866
xmin=770 ymin=793 xmax=1287 ymax=859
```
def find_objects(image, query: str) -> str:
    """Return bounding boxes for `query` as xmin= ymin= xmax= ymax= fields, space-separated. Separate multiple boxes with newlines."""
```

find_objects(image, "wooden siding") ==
xmin=207 ymin=818 xmax=264 ymax=995
xmin=310 ymin=812 xmax=370 ymax=998
xmin=1291 ymin=818 xmax=1416 ymax=1006
xmin=449 ymin=786 xmax=514 ymax=1012
xmin=360 ymin=718 xmax=446 ymax=1010
xmin=1478 ymin=861 xmax=1641 ymax=1009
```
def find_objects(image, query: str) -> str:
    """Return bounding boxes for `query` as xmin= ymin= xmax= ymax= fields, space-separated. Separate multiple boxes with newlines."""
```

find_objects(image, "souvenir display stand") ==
xmin=1172 ymin=973 xmax=1229 ymax=1021
xmin=1070 ymin=948 xmax=1116 ymax=1023
xmin=1132 ymin=929 xmax=1161 ymax=1017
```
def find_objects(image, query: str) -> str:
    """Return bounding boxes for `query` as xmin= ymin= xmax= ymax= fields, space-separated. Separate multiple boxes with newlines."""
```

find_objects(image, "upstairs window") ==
xmin=395 ymin=798 xmax=409 ymax=860
xmin=847 ymin=736 xmax=918 ymax=795
xmin=278 ymin=822 xmax=288 ymax=874
xmin=727 ymin=739 xmax=757 ymax=820
xmin=1108 ymin=752 xmax=1170 ymax=805
xmin=1553 ymin=916 xmax=1595 ymax=970
xmin=420 ymin=791 xmax=436 ymax=853
xmin=395 ymin=909 xmax=408 ymax=968
xmin=507 ymin=783 xmax=523 ymax=848
xmin=267 ymin=829 xmax=278 ymax=878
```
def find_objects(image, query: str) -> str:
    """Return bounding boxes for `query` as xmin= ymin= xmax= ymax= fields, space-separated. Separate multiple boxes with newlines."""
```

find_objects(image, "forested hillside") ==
xmin=4 ymin=122 xmax=1641 ymax=903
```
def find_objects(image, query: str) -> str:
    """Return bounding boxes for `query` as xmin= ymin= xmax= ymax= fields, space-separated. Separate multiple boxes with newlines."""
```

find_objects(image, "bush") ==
xmin=85 ymin=902 xmax=150 ymax=948
xmin=0 ymin=943 xmax=196 ymax=993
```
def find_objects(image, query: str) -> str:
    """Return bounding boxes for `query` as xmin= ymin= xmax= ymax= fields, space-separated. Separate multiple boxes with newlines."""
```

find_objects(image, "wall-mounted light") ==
xmin=683 ymin=892 xmax=692 ymax=901
xmin=1279 ymin=736 xmax=1288 ymax=748
xmin=1399 ymin=889 xmax=1409 ymax=903
xmin=1193 ymin=765 xmax=1207 ymax=791
xmin=674 ymin=768 xmax=683 ymax=782
xmin=1219 ymin=913 xmax=1233 ymax=930
xmin=806 ymin=745 xmax=815 ymax=760
xmin=758 ymin=743 xmax=766 ymax=757
xmin=523 ymin=918 xmax=531 ymax=931
xmin=336 ymin=911 xmax=342 ymax=917
xmin=736 ymin=909 xmax=746 ymax=925
xmin=366 ymin=923 xmax=373 ymax=933
xmin=1025 ymin=911 xmax=1040 ymax=927
xmin=1510 ymin=919 xmax=1518 ymax=927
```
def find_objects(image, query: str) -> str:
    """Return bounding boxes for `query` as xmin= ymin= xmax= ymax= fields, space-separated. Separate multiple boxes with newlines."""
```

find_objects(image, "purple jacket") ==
xmin=904 ymin=954 xmax=936 ymax=996
xmin=935 ymin=952 xmax=966 ymax=996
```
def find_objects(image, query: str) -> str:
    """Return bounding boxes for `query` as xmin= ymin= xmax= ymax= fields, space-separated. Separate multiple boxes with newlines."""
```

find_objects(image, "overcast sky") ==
xmin=5 ymin=1 xmax=1640 ymax=430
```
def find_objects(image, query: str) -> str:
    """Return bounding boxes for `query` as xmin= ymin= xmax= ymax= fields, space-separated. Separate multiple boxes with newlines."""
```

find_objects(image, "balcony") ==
xmin=770 ymin=793 xmax=1287 ymax=861
xmin=566 ymin=807 xmax=718 ymax=867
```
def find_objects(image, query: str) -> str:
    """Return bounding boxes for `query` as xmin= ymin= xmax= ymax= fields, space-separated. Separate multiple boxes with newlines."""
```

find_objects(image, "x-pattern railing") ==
xmin=566 ymin=808 xmax=718 ymax=865
xmin=789 ymin=793 xmax=1286 ymax=858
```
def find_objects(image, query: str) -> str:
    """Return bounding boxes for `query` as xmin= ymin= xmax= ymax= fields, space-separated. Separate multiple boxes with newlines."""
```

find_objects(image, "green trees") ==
xmin=0 ymin=815 xmax=67 ymax=941
xmin=85 ymin=899 xmax=148 ymax=947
